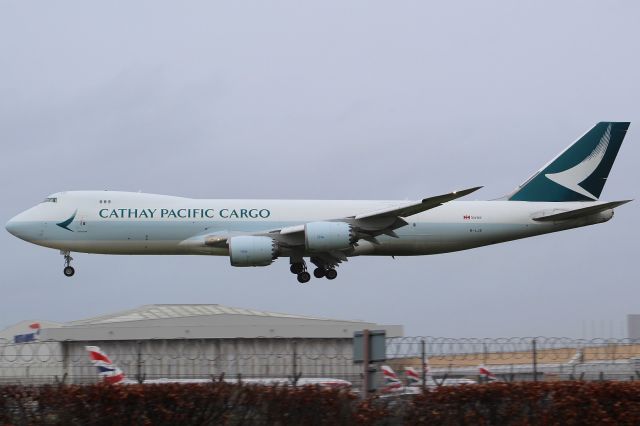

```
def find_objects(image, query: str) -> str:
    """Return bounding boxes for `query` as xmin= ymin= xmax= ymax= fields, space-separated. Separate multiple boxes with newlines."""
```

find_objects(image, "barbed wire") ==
xmin=386 ymin=337 xmax=640 ymax=361
xmin=0 ymin=337 xmax=639 ymax=386
xmin=1 ymin=337 xmax=639 ymax=363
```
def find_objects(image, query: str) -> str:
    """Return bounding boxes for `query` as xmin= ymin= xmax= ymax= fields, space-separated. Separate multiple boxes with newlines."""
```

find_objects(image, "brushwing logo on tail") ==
xmin=544 ymin=124 xmax=611 ymax=200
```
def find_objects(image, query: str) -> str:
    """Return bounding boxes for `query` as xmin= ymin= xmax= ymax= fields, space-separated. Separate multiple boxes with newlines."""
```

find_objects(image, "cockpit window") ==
xmin=42 ymin=197 xmax=58 ymax=203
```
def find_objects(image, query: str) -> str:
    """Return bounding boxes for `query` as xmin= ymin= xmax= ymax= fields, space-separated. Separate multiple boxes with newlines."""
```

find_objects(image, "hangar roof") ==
xmin=39 ymin=304 xmax=403 ymax=341
xmin=68 ymin=304 xmax=330 ymax=326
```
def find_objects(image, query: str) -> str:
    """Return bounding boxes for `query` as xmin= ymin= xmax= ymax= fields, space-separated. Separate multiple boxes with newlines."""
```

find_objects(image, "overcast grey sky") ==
xmin=1 ymin=1 xmax=638 ymax=338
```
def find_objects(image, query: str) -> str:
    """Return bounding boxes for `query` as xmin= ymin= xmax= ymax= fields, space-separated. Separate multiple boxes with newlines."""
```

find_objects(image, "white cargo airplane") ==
xmin=5 ymin=122 xmax=631 ymax=283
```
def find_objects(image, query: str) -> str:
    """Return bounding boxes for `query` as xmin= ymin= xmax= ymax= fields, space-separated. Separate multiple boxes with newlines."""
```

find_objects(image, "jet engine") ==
xmin=304 ymin=221 xmax=356 ymax=251
xmin=229 ymin=236 xmax=279 ymax=267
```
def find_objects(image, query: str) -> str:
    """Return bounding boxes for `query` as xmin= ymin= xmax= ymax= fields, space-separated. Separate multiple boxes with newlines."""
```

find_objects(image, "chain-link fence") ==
xmin=2 ymin=336 xmax=640 ymax=387
xmin=387 ymin=336 xmax=640 ymax=383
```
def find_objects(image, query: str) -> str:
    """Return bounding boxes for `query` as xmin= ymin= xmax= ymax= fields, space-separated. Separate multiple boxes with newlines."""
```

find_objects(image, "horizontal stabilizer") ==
xmin=532 ymin=200 xmax=631 ymax=222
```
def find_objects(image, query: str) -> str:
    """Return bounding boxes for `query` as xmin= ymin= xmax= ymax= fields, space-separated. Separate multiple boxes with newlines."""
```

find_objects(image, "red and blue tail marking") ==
xmin=86 ymin=346 xmax=125 ymax=384
xmin=404 ymin=367 xmax=422 ymax=386
xmin=478 ymin=366 xmax=497 ymax=381
xmin=380 ymin=365 xmax=403 ymax=392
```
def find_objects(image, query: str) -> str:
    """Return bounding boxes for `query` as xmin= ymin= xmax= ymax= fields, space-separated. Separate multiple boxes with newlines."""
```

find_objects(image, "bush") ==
xmin=0 ymin=382 xmax=357 ymax=425
xmin=2 ymin=381 xmax=640 ymax=425
xmin=405 ymin=382 xmax=640 ymax=425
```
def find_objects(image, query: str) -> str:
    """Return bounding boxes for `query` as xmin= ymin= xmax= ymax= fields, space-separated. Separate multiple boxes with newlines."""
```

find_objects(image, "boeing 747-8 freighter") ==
xmin=6 ymin=122 xmax=631 ymax=283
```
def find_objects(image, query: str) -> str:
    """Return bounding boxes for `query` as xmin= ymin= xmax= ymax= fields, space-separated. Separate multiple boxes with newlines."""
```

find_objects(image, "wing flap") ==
xmin=280 ymin=224 xmax=305 ymax=235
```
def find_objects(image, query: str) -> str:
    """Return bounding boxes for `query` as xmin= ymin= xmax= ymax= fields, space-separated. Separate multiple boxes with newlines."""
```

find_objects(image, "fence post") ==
xmin=136 ymin=341 xmax=145 ymax=384
xmin=532 ymin=338 xmax=538 ymax=382
xmin=362 ymin=329 xmax=370 ymax=400
xmin=61 ymin=341 xmax=70 ymax=383
xmin=292 ymin=340 xmax=300 ymax=386
xmin=421 ymin=339 xmax=427 ymax=391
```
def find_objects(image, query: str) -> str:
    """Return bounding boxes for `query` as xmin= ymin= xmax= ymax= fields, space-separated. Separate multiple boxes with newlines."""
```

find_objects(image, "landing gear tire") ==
xmin=290 ymin=263 xmax=305 ymax=274
xmin=313 ymin=268 xmax=326 ymax=279
xmin=297 ymin=272 xmax=311 ymax=283
xmin=325 ymin=269 xmax=337 ymax=280
xmin=61 ymin=250 xmax=75 ymax=277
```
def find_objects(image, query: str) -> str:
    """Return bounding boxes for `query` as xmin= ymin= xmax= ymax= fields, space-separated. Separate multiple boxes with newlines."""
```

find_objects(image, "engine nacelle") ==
xmin=304 ymin=221 xmax=356 ymax=252
xmin=229 ymin=236 xmax=278 ymax=267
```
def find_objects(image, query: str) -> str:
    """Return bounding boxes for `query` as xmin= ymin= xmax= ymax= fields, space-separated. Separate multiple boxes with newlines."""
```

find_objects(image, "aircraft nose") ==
xmin=5 ymin=216 xmax=19 ymax=237
xmin=5 ymin=212 xmax=33 ymax=241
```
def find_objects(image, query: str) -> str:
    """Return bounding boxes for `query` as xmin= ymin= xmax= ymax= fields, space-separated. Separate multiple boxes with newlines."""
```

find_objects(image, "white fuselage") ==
xmin=5 ymin=191 xmax=614 ymax=259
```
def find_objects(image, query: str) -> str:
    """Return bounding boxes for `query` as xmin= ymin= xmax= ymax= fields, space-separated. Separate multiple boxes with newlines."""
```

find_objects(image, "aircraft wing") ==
xmin=277 ymin=186 xmax=482 ymax=236
xmin=354 ymin=186 xmax=482 ymax=221
xmin=200 ymin=186 xmax=482 ymax=265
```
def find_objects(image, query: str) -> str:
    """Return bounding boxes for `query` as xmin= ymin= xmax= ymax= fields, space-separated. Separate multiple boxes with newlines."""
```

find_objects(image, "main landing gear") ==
xmin=312 ymin=267 xmax=337 ymax=280
xmin=61 ymin=250 xmax=75 ymax=277
xmin=290 ymin=259 xmax=338 ymax=283
xmin=290 ymin=262 xmax=310 ymax=283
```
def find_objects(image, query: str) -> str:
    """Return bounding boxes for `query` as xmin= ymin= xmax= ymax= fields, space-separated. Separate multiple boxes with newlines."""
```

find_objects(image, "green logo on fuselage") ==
xmin=56 ymin=210 xmax=77 ymax=232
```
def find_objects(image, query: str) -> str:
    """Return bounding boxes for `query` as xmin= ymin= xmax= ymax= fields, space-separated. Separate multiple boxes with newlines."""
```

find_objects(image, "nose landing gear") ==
xmin=61 ymin=250 xmax=75 ymax=277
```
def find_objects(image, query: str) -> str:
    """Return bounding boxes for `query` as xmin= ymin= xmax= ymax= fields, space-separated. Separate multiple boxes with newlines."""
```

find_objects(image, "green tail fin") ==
xmin=508 ymin=122 xmax=630 ymax=202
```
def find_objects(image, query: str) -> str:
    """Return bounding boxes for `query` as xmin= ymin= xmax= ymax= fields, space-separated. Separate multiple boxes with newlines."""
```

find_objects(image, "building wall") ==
xmin=69 ymin=338 xmax=357 ymax=382
xmin=628 ymin=315 xmax=640 ymax=340
xmin=0 ymin=337 xmax=359 ymax=384
xmin=0 ymin=339 xmax=64 ymax=384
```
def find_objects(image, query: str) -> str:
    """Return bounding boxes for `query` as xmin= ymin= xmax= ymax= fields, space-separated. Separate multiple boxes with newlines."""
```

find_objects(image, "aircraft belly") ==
xmin=367 ymin=223 xmax=538 ymax=256
xmin=35 ymin=239 xmax=192 ymax=255
xmin=37 ymin=220 xmax=226 ymax=255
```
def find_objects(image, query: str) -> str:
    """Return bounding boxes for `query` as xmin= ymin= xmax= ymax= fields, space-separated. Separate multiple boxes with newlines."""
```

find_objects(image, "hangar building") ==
xmin=0 ymin=304 xmax=402 ymax=384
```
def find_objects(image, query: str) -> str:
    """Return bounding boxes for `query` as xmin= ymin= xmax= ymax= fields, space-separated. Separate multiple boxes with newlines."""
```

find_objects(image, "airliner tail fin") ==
xmin=86 ymin=346 xmax=126 ymax=384
xmin=404 ymin=366 xmax=422 ymax=386
xmin=478 ymin=365 xmax=497 ymax=381
xmin=380 ymin=365 xmax=403 ymax=392
xmin=508 ymin=122 xmax=630 ymax=202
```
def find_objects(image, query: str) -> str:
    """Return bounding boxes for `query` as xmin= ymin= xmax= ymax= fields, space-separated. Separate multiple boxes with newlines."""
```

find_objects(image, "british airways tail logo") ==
xmin=544 ymin=124 xmax=611 ymax=200
xmin=56 ymin=210 xmax=77 ymax=232
xmin=404 ymin=367 xmax=421 ymax=385
xmin=86 ymin=346 xmax=125 ymax=384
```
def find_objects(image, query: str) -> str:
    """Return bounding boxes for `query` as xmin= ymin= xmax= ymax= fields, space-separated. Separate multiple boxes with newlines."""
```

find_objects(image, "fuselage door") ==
xmin=76 ymin=216 xmax=88 ymax=233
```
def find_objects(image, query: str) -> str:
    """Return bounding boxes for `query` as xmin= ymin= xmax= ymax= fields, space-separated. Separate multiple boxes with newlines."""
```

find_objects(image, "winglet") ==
xmin=438 ymin=186 xmax=483 ymax=202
